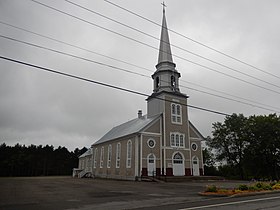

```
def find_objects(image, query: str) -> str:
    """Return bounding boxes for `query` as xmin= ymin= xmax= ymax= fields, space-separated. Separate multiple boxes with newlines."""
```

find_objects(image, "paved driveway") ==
xmin=0 ymin=176 xmax=253 ymax=210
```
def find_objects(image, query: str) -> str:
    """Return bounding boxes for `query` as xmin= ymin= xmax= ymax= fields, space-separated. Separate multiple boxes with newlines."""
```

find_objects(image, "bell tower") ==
xmin=152 ymin=7 xmax=181 ymax=94
xmin=147 ymin=6 xmax=187 ymax=118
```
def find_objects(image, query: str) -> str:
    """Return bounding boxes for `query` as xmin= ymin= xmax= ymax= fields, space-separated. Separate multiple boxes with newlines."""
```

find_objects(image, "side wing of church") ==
xmin=76 ymin=7 xmax=204 ymax=180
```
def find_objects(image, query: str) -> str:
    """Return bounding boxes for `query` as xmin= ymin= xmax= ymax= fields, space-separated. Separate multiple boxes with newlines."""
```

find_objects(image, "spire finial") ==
xmin=161 ymin=1 xmax=166 ymax=13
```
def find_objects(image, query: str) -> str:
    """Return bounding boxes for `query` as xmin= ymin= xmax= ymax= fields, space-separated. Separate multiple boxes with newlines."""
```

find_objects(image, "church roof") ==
xmin=79 ymin=148 xmax=92 ymax=158
xmin=93 ymin=114 xmax=160 ymax=145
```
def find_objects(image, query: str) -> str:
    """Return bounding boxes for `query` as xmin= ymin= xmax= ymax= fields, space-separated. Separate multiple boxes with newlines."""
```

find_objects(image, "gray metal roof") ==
xmin=93 ymin=114 xmax=160 ymax=145
xmin=79 ymin=148 xmax=92 ymax=158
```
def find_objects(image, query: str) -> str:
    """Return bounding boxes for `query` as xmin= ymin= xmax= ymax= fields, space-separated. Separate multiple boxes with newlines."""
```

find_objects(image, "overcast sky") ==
xmin=1 ymin=0 xmax=280 ymax=151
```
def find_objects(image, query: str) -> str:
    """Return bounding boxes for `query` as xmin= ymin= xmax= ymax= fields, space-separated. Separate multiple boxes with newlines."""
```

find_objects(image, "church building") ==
xmin=76 ymin=7 xmax=204 ymax=180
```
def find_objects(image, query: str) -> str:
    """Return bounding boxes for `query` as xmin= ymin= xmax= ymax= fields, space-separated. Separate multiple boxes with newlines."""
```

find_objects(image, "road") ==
xmin=0 ymin=176 xmax=279 ymax=210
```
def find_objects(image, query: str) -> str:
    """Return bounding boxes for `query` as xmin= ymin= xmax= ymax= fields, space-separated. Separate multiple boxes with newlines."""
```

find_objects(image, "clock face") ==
xmin=191 ymin=143 xmax=197 ymax=151
xmin=148 ymin=139 xmax=155 ymax=148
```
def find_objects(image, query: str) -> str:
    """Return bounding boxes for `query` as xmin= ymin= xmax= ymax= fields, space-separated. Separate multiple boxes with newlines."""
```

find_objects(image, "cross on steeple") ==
xmin=161 ymin=1 xmax=166 ymax=13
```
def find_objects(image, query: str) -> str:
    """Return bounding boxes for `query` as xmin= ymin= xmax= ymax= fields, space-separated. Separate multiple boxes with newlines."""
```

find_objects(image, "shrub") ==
xmin=272 ymin=183 xmax=280 ymax=190
xmin=205 ymin=185 xmax=218 ymax=192
xmin=248 ymin=185 xmax=259 ymax=191
xmin=254 ymin=182 xmax=272 ymax=190
xmin=238 ymin=184 xmax=248 ymax=191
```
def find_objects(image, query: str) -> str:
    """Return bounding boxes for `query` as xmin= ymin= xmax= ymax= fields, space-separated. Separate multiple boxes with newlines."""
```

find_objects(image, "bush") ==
xmin=205 ymin=185 xmax=218 ymax=192
xmin=238 ymin=184 xmax=248 ymax=191
xmin=272 ymin=183 xmax=280 ymax=190
xmin=254 ymin=182 xmax=272 ymax=190
xmin=248 ymin=185 xmax=259 ymax=191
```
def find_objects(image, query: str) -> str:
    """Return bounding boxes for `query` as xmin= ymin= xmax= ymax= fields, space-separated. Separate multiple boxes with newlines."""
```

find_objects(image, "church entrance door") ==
xmin=172 ymin=152 xmax=184 ymax=176
xmin=192 ymin=156 xmax=199 ymax=176
xmin=147 ymin=154 xmax=156 ymax=176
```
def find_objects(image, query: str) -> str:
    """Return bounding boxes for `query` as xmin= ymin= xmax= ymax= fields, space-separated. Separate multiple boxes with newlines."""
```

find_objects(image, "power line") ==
xmin=0 ymin=55 xmax=230 ymax=116
xmin=2 ymin=34 xmax=279 ymax=114
xmin=66 ymin=0 xmax=280 ymax=89
xmin=1 ymin=21 xmax=278 ymax=112
xmin=0 ymin=34 xmax=149 ymax=78
xmin=1 ymin=34 xmax=279 ymax=113
xmin=104 ymin=0 xmax=280 ymax=80
xmin=29 ymin=0 xmax=280 ymax=96
xmin=182 ymin=80 xmax=280 ymax=111
xmin=0 ymin=21 xmax=152 ymax=74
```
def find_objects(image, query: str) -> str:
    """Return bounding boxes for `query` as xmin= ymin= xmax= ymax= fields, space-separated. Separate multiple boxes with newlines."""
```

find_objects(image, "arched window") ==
xmin=100 ymin=147 xmax=104 ymax=168
xmin=116 ymin=143 xmax=121 ymax=168
xmin=171 ymin=103 xmax=182 ymax=124
xmin=173 ymin=152 xmax=183 ymax=164
xmin=126 ymin=140 xmax=132 ymax=168
xmin=107 ymin=144 xmax=112 ymax=168
xmin=171 ymin=134 xmax=175 ymax=146
xmin=170 ymin=133 xmax=185 ymax=148
xmin=94 ymin=148 xmax=98 ymax=168
xmin=171 ymin=75 xmax=175 ymax=87
xmin=155 ymin=77 xmax=160 ymax=88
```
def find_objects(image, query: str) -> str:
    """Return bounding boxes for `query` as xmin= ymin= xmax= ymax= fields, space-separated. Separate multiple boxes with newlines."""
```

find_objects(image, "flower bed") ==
xmin=201 ymin=182 xmax=280 ymax=196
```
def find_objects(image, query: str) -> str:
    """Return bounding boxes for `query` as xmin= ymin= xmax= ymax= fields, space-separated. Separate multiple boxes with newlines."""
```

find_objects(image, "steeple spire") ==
xmin=157 ymin=6 xmax=174 ymax=65
xmin=150 ymin=4 xmax=181 ymax=94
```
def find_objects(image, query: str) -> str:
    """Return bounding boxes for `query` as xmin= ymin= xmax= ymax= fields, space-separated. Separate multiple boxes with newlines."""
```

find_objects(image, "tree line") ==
xmin=204 ymin=113 xmax=280 ymax=180
xmin=0 ymin=143 xmax=87 ymax=177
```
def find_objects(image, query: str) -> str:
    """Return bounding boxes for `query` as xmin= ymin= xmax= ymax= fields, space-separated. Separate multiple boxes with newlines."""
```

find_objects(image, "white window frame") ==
xmin=171 ymin=103 xmax=182 ymax=124
xmin=93 ymin=148 xmax=98 ymax=168
xmin=147 ymin=138 xmax=156 ymax=148
xmin=191 ymin=143 xmax=198 ymax=151
xmin=107 ymin=144 xmax=112 ymax=168
xmin=170 ymin=132 xmax=185 ymax=148
xmin=116 ymin=142 xmax=121 ymax=168
xmin=126 ymin=140 xmax=132 ymax=168
xmin=100 ymin=147 xmax=104 ymax=168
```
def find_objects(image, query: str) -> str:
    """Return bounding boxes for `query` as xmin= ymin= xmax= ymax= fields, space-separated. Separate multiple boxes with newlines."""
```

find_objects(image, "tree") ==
xmin=0 ymin=143 xmax=84 ymax=177
xmin=208 ymin=113 xmax=248 ymax=179
xmin=202 ymin=147 xmax=218 ymax=176
xmin=245 ymin=114 xmax=280 ymax=180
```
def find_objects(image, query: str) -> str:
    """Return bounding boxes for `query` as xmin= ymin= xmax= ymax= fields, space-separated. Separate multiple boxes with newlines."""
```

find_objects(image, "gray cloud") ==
xmin=1 ymin=0 xmax=279 ymax=151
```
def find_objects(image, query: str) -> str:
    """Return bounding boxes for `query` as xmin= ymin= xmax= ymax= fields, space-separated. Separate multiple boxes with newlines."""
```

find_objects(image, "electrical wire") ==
xmin=1 ymin=20 xmax=278 ymax=112
xmin=0 ymin=55 xmax=230 ymax=116
xmin=103 ymin=0 xmax=280 ymax=80
xmin=29 ymin=0 xmax=280 ymax=96
xmin=66 ymin=0 xmax=280 ymax=89
xmin=1 ymin=34 xmax=279 ymax=113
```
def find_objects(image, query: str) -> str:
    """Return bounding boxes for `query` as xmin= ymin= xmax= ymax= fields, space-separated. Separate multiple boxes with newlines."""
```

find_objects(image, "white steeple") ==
xmin=151 ymin=7 xmax=181 ymax=94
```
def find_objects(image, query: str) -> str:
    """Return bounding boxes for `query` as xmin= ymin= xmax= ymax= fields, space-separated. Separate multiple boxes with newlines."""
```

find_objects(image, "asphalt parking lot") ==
xmin=0 ymin=176 xmax=250 ymax=210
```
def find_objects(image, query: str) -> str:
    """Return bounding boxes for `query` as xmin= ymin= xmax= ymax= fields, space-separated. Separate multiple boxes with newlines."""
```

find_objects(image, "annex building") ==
xmin=75 ymin=7 xmax=204 ymax=180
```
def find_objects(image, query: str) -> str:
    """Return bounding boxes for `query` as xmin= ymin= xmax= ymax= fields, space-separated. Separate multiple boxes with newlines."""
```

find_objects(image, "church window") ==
xmin=191 ymin=143 xmax=198 ymax=151
xmin=173 ymin=152 xmax=183 ymax=164
xmin=94 ymin=148 xmax=98 ymax=168
xmin=107 ymin=144 xmax=112 ymax=168
xmin=126 ymin=140 xmax=132 ymax=168
xmin=171 ymin=75 xmax=175 ymax=87
xmin=170 ymin=133 xmax=185 ymax=148
xmin=147 ymin=139 xmax=156 ymax=148
xmin=100 ymin=147 xmax=104 ymax=168
xmin=156 ymin=77 xmax=160 ymax=88
xmin=171 ymin=103 xmax=182 ymax=124
xmin=116 ymin=143 xmax=121 ymax=168
xmin=175 ymin=134 xmax=179 ymax=147
xmin=180 ymin=135 xmax=184 ymax=147
xmin=171 ymin=134 xmax=175 ymax=146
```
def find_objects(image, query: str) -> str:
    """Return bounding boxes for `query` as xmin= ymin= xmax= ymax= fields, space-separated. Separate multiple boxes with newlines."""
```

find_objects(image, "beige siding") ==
xmin=92 ymin=134 xmax=137 ymax=180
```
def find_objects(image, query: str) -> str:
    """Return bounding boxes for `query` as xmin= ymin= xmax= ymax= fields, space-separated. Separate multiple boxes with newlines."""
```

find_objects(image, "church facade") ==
xmin=76 ymin=8 xmax=204 ymax=180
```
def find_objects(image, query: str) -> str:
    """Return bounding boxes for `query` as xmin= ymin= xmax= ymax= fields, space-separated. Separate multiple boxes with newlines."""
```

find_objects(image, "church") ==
xmin=75 ymin=7 xmax=204 ymax=180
